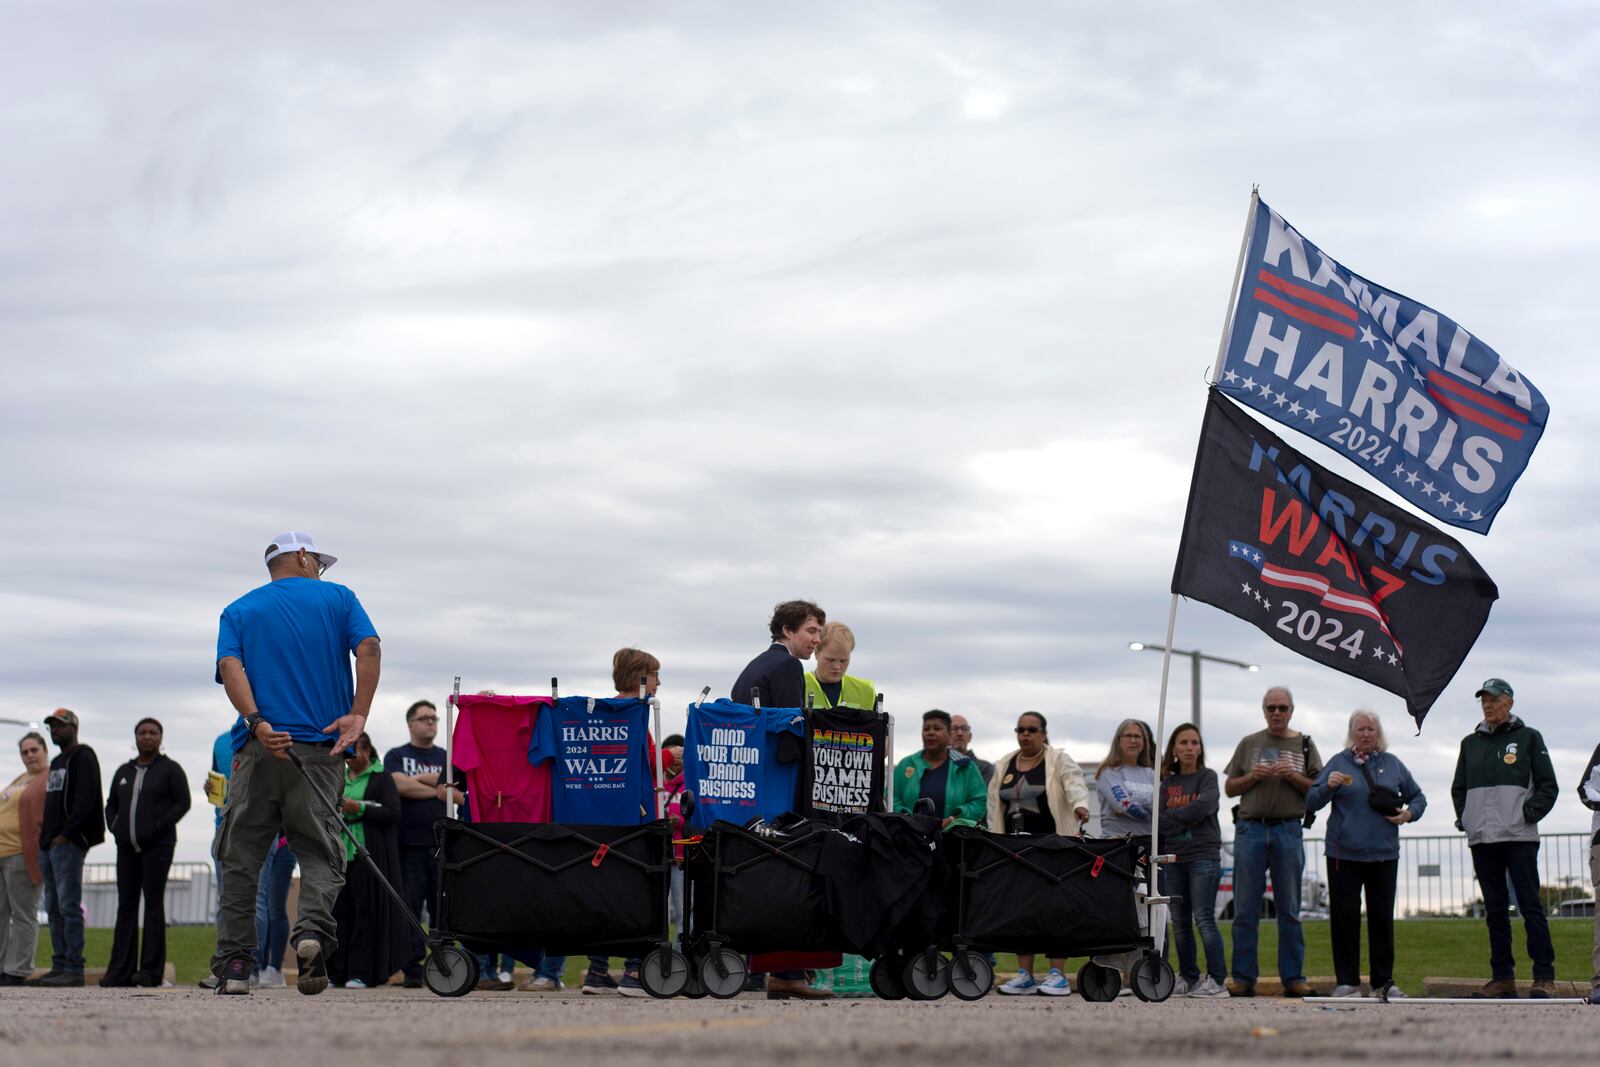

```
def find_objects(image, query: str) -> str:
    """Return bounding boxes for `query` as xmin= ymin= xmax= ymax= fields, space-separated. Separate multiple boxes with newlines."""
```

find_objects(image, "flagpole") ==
xmin=1209 ymin=185 xmax=1261 ymax=385
xmin=1148 ymin=591 xmax=1179 ymax=903
xmin=1152 ymin=187 xmax=1260 ymax=907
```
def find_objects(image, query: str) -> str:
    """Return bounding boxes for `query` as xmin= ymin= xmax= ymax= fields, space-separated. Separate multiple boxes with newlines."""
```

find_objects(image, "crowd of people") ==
xmin=0 ymin=537 xmax=1596 ymax=1006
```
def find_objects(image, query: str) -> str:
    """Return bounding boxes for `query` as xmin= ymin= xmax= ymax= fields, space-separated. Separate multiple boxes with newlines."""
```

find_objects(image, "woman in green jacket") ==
xmin=893 ymin=710 xmax=987 ymax=828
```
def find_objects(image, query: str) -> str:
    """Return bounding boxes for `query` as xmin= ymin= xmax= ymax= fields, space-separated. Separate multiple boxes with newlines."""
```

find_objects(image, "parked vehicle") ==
xmin=1214 ymin=841 xmax=1328 ymax=920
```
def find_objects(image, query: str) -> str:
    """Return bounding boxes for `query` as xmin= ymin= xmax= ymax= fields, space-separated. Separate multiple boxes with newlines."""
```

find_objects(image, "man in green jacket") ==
xmin=894 ymin=710 xmax=987 ymax=828
xmin=1450 ymin=677 xmax=1559 ymax=999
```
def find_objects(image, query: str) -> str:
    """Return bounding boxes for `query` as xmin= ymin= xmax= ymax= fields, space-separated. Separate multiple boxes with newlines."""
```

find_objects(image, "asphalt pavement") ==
xmin=1 ymin=987 xmax=1596 ymax=1066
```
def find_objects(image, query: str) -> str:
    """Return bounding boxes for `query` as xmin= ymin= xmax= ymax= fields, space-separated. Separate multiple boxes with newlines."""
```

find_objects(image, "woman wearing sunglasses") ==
xmin=987 ymin=711 xmax=1091 ymax=995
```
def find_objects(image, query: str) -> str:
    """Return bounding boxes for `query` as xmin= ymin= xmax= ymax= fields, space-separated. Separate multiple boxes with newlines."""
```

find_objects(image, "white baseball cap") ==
xmin=264 ymin=531 xmax=337 ymax=572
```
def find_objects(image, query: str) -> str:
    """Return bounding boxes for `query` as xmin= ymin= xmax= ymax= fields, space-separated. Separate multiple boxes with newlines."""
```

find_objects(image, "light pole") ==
xmin=0 ymin=717 xmax=42 ymax=729
xmin=1128 ymin=643 xmax=1258 ymax=734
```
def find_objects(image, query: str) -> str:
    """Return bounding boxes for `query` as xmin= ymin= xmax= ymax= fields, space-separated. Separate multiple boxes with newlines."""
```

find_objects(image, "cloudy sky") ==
xmin=4 ymin=2 xmax=1597 ymax=862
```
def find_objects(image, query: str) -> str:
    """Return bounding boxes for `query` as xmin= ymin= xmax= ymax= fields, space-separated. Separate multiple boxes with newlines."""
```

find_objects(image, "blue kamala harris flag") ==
xmin=1216 ymin=196 xmax=1548 ymax=534
xmin=1173 ymin=391 xmax=1498 ymax=728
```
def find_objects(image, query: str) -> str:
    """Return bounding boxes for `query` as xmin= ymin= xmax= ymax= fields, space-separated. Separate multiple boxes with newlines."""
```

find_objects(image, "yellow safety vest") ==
xmin=804 ymin=672 xmax=877 ymax=710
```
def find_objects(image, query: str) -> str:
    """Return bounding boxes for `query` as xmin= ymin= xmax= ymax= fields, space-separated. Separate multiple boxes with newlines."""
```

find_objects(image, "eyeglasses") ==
xmin=301 ymin=550 xmax=327 ymax=576
xmin=950 ymin=725 xmax=971 ymax=733
xmin=1014 ymin=726 xmax=1042 ymax=734
xmin=1264 ymin=704 xmax=1292 ymax=712
xmin=412 ymin=716 xmax=439 ymax=724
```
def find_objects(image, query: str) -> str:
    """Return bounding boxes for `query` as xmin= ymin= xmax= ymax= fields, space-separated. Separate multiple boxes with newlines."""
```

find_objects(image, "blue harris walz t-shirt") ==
xmin=683 ymin=699 xmax=805 ymax=831
xmin=383 ymin=743 xmax=455 ymax=848
xmin=528 ymin=696 xmax=655 ymax=825
xmin=216 ymin=577 xmax=378 ymax=753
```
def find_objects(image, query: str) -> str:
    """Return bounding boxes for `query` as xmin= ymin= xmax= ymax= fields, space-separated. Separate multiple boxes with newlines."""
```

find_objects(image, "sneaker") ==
xmin=1171 ymin=976 xmax=1191 ymax=997
xmin=617 ymin=971 xmax=648 ymax=997
xmin=1188 ymin=976 xmax=1230 ymax=998
xmin=257 ymin=966 xmax=285 ymax=989
xmin=1038 ymin=968 xmax=1071 ymax=996
xmin=1529 ymin=978 xmax=1557 ymax=999
xmin=998 ymin=971 xmax=1038 ymax=995
xmin=1379 ymin=984 xmax=1407 ymax=999
xmin=582 ymin=969 xmax=619 ymax=994
xmin=344 ymin=978 xmax=368 ymax=989
xmin=248 ymin=970 xmax=260 ymax=989
xmin=1329 ymin=984 xmax=1363 ymax=998
xmin=295 ymin=938 xmax=328 ymax=996
xmin=498 ymin=969 xmax=513 ymax=985
xmin=197 ymin=974 xmax=220 ymax=990
xmin=1226 ymin=978 xmax=1255 ymax=998
xmin=216 ymin=958 xmax=251 ymax=996
xmin=25 ymin=969 xmax=61 ymax=987
xmin=521 ymin=975 xmax=561 ymax=992
xmin=1472 ymin=977 xmax=1518 ymax=999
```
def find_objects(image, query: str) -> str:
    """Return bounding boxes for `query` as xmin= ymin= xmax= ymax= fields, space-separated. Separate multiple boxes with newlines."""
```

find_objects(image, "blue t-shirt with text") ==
xmin=216 ymin=577 xmax=378 ymax=753
xmin=683 ymin=699 xmax=805 ymax=830
xmin=528 ymin=696 xmax=655 ymax=825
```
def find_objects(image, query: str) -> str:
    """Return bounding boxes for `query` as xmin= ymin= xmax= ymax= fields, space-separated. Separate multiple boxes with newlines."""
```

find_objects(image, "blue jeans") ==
xmin=1165 ymin=858 xmax=1227 ymax=983
xmin=398 ymin=844 xmax=440 ymax=979
xmin=41 ymin=840 xmax=87 ymax=975
xmin=254 ymin=838 xmax=295 ymax=973
xmin=1230 ymin=818 xmax=1305 ymax=984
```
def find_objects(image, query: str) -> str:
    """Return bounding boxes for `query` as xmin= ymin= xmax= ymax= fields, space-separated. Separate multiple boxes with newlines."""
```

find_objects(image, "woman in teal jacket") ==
xmin=893 ymin=710 xmax=987 ymax=828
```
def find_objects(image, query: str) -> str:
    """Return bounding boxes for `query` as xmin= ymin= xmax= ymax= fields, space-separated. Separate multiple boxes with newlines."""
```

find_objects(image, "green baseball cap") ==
xmin=1474 ymin=678 xmax=1513 ymax=698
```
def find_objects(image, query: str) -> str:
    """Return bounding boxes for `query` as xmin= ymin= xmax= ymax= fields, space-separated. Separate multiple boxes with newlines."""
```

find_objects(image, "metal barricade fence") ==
xmin=1296 ymin=832 xmax=1594 ymax=918
xmin=78 ymin=861 xmax=217 ymax=927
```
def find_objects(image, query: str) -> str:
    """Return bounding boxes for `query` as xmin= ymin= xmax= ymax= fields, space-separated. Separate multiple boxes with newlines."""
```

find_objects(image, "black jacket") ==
xmin=105 ymin=753 xmax=191 ymax=852
xmin=731 ymin=643 xmax=804 ymax=708
xmin=41 ymin=745 xmax=105 ymax=850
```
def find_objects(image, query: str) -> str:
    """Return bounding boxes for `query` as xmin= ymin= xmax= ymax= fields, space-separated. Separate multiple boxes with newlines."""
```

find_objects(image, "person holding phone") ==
xmin=1305 ymin=709 xmax=1425 ymax=998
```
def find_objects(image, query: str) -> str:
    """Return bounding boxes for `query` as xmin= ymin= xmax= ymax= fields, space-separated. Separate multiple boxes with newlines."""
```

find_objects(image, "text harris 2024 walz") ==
xmin=1172 ymin=390 xmax=1498 ymax=727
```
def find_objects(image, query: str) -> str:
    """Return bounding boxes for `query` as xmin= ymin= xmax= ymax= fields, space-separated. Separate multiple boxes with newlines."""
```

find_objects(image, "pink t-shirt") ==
xmin=451 ymin=695 xmax=553 ymax=823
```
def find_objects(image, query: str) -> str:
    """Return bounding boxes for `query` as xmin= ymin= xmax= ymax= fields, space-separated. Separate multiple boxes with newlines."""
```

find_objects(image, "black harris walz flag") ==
xmin=1173 ymin=390 xmax=1498 ymax=727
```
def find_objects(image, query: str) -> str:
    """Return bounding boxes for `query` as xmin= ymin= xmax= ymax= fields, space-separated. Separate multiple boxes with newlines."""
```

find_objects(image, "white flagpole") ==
xmin=1210 ymin=185 xmax=1261 ymax=385
xmin=1152 ymin=187 xmax=1262 ymax=905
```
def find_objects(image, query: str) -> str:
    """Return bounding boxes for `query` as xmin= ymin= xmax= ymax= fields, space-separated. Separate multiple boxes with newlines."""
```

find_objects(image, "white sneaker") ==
xmin=1172 ymin=976 xmax=1191 ymax=996
xmin=1188 ymin=976 xmax=1229 ymax=998
xmin=256 ymin=966 xmax=286 ymax=989
xmin=344 ymin=978 xmax=367 ymax=989
xmin=1378 ymin=984 xmax=1407 ymax=999
xmin=498 ymin=970 xmax=512 ymax=985
xmin=1329 ymin=984 xmax=1363 ymax=998
xmin=998 ymin=971 xmax=1038 ymax=995
xmin=1038 ymin=968 xmax=1071 ymax=996
xmin=248 ymin=970 xmax=260 ymax=989
xmin=521 ymin=975 xmax=561 ymax=992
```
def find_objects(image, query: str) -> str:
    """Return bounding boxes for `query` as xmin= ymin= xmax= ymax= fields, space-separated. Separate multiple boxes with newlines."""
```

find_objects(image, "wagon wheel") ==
xmin=948 ymin=951 xmax=993 ymax=1001
xmin=681 ymin=955 xmax=709 ymax=999
xmin=902 ymin=952 xmax=950 ymax=1001
xmin=869 ymin=954 xmax=907 ymax=1000
xmin=1076 ymin=961 xmax=1120 ymax=1002
xmin=423 ymin=943 xmax=477 ymax=998
xmin=699 ymin=947 xmax=747 ymax=999
xmin=1129 ymin=953 xmax=1176 ymax=1003
xmin=639 ymin=947 xmax=690 ymax=999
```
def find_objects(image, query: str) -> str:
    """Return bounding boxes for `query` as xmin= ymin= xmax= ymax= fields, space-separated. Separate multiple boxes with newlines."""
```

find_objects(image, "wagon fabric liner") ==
xmin=950 ymin=828 xmax=1144 ymax=956
xmin=436 ymin=818 xmax=670 ymax=957
xmin=690 ymin=812 xmax=944 ymax=957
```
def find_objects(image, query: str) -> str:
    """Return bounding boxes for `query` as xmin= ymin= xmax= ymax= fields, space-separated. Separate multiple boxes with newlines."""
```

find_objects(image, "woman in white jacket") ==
xmin=987 ymin=711 xmax=1091 ymax=995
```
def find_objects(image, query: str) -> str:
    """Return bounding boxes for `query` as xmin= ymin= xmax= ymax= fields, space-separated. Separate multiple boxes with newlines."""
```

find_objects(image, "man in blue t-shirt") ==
xmin=731 ymin=600 xmax=825 ymax=708
xmin=209 ymin=531 xmax=380 ymax=997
